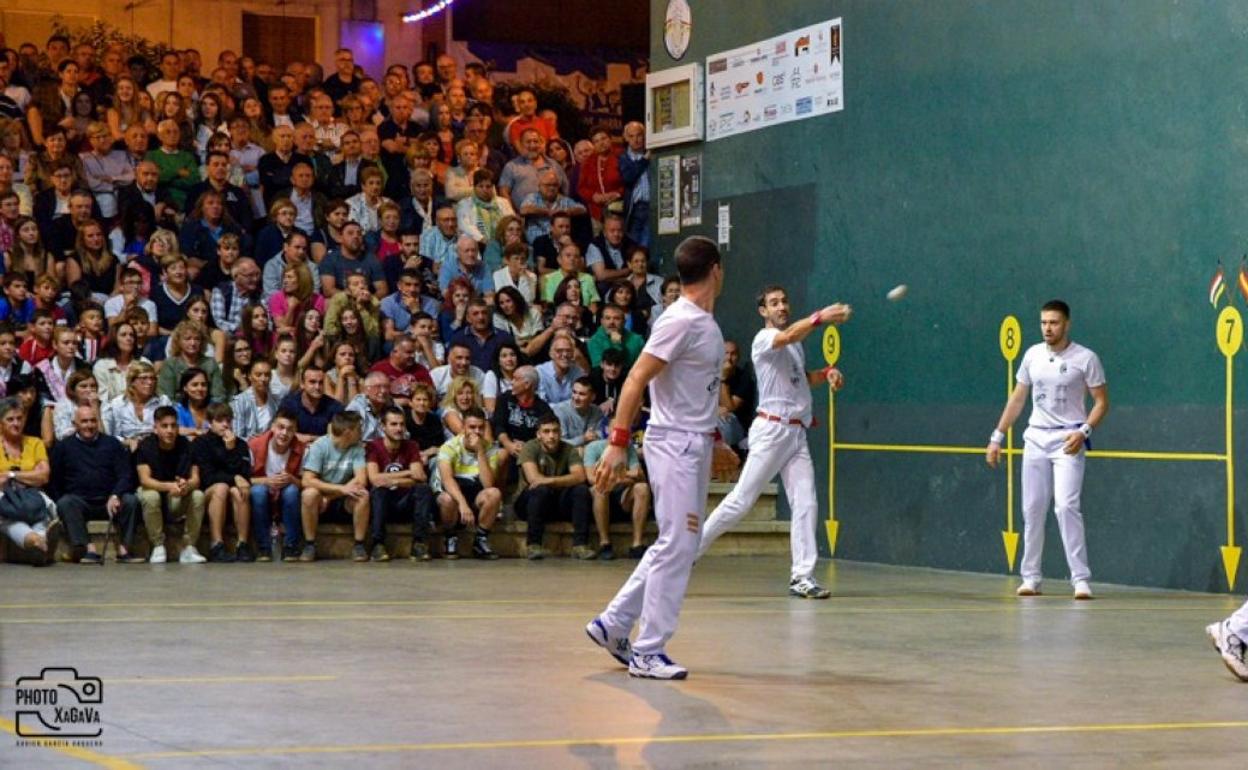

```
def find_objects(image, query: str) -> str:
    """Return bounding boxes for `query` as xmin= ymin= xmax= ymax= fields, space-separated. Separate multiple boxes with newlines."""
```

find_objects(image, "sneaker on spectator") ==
xmin=299 ymin=544 xmax=317 ymax=562
xmin=149 ymin=545 xmax=167 ymax=564
xmin=409 ymin=540 xmax=431 ymax=561
xmin=209 ymin=542 xmax=235 ymax=563
xmin=598 ymin=543 xmax=616 ymax=561
xmin=571 ymin=545 xmax=598 ymax=561
xmin=628 ymin=544 xmax=648 ymax=559
xmin=526 ymin=543 xmax=545 ymax=560
xmin=371 ymin=543 xmax=390 ymax=562
xmin=256 ymin=546 xmax=272 ymax=563
xmin=235 ymin=542 xmax=255 ymax=563
xmin=79 ymin=551 xmax=103 ymax=565
xmin=444 ymin=534 xmax=460 ymax=560
xmin=473 ymin=535 xmax=499 ymax=560
xmin=352 ymin=542 xmax=369 ymax=562
xmin=281 ymin=545 xmax=301 ymax=562
xmin=38 ymin=520 xmax=63 ymax=566
xmin=629 ymin=652 xmax=688 ymax=680
xmin=179 ymin=545 xmax=207 ymax=564
xmin=116 ymin=551 xmax=147 ymax=564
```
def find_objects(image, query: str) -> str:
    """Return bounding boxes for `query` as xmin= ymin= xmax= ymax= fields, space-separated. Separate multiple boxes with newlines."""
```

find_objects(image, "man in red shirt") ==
xmin=506 ymin=87 xmax=555 ymax=151
xmin=366 ymin=406 xmax=434 ymax=561
xmin=368 ymin=336 xmax=432 ymax=407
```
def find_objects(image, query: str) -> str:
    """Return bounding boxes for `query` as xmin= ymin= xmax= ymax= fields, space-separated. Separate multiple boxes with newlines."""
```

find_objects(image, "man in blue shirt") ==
xmin=438 ymin=235 xmax=494 ymax=297
xmin=279 ymin=365 xmax=344 ymax=443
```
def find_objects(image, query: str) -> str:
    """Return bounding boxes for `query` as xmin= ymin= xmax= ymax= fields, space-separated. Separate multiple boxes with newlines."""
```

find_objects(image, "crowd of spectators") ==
xmin=0 ymin=36 xmax=767 ymax=566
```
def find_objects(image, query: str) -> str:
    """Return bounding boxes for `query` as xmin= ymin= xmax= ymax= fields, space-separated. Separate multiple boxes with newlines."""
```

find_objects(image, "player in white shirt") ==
xmin=1207 ymin=600 xmax=1248 ymax=682
xmin=986 ymin=300 xmax=1109 ymax=599
xmin=585 ymin=236 xmax=725 ymax=680
xmin=697 ymin=285 xmax=852 ymax=598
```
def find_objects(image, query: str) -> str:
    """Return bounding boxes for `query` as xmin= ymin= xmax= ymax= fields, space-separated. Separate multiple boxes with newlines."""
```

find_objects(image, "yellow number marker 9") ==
xmin=822 ymin=325 xmax=840 ymax=367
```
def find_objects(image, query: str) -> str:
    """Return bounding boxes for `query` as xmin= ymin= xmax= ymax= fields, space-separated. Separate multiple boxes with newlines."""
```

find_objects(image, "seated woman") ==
xmin=178 ymin=190 xmax=249 ymax=268
xmin=492 ymin=242 xmax=538 ymax=306
xmin=482 ymin=215 xmax=529 ymax=274
xmin=238 ymin=303 xmax=275 ymax=362
xmin=346 ymin=167 xmax=392 ymax=236
xmin=551 ymin=275 xmax=597 ymax=338
xmin=294 ymin=308 xmax=328 ymax=373
xmin=174 ymin=367 xmax=211 ymax=438
xmin=231 ymin=359 xmax=276 ymax=440
xmin=103 ymin=361 xmax=172 ymax=448
xmin=440 ymin=374 xmax=490 ymax=443
xmin=437 ymin=277 xmax=475 ymax=345
xmin=31 ymin=326 xmax=89 ymax=407
xmin=324 ymin=340 xmax=362 ymax=406
xmin=65 ymin=220 xmax=119 ymax=304
xmin=625 ymin=245 xmax=663 ymax=317
xmin=162 ymin=294 xmax=224 ymax=364
xmin=0 ymin=396 xmax=58 ymax=566
xmin=604 ymin=281 xmax=648 ymax=337
xmin=326 ymin=297 xmax=381 ymax=364
xmin=269 ymin=335 xmax=300 ymax=403
xmin=405 ymin=382 xmax=443 ymax=464
xmin=492 ymin=286 xmax=546 ymax=360
xmin=51 ymin=370 xmax=102 ymax=442
xmin=443 ymin=139 xmax=480 ymax=203
xmin=93 ymin=321 xmax=148 ymax=403
xmin=269 ymin=263 xmax=325 ymax=338
xmin=482 ymin=342 xmax=521 ymax=415
xmin=157 ymin=320 xmax=225 ymax=403
xmin=221 ymin=336 xmax=253 ymax=399
xmin=366 ymin=201 xmax=404 ymax=288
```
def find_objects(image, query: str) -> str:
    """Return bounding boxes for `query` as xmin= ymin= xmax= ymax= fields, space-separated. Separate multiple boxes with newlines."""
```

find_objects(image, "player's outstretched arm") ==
xmin=771 ymin=303 xmax=852 ymax=349
xmin=986 ymin=383 xmax=1030 ymax=468
xmin=593 ymin=352 xmax=666 ymax=493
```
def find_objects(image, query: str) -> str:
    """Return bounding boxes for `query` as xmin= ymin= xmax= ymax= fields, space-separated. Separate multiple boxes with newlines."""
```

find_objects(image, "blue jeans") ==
xmin=250 ymin=484 xmax=302 ymax=550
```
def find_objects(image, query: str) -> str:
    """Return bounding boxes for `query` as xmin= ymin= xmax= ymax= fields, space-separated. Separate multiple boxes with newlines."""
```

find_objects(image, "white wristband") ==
xmin=989 ymin=429 xmax=1005 ymax=445
xmin=1079 ymin=423 xmax=1092 ymax=438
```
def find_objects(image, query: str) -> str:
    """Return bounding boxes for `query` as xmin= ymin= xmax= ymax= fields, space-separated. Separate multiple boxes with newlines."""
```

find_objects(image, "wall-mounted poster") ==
xmin=680 ymin=154 xmax=702 ymax=227
xmin=704 ymin=18 xmax=843 ymax=141
xmin=657 ymin=155 xmax=680 ymax=235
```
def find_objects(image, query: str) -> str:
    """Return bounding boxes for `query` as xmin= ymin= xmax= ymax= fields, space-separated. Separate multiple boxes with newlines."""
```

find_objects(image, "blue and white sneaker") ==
xmin=585 ymin=617 xmax=631 ymax=666
xmin=1206 ymin=620 xmax=1248 ymax=682
xmin=628 ymin=652 xmax=688 ymax=680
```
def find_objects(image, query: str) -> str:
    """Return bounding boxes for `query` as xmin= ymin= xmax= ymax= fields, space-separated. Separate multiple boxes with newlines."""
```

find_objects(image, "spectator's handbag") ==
xmin=0 ymin=480 xmax=49 ymax=525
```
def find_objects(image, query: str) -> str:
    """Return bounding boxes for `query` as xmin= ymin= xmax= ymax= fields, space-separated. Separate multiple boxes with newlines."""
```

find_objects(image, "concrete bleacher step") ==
xmin=3 ymin=482 xmax=789 ymax=563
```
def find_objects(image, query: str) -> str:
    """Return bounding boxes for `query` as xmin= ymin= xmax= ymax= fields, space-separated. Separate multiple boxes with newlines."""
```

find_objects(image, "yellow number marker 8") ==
xmin=999 ymin=315 xmax=1022 ymax=362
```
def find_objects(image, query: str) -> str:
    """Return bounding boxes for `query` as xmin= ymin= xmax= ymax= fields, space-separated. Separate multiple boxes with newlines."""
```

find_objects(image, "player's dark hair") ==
xmin=1041 ymin=299 xmax=1070 ymax=319
xmin=600 ymin=347 xmax=626 ymax=367
xmin=573 ymin=376 xmax=595 ymax=392
xmin=461 ymin=406 xmax=486 ymax=422
xmin=674 ymin=236 xmax=721 ymax=285
xmin=537 ymin=411 xmax=561 ymax=429
xmin=756 ymin=284 xmax=786 ymax=308
xmin=153 ymin=405 xmax=178 ymax=423
xmin=382 ymin=405 xmax=406 ymax=422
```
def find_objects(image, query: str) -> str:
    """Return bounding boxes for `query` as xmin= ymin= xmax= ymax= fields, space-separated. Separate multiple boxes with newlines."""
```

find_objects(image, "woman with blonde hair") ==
xmin=440 ymin=375 xmax=489 ymax=441
xmin=443 ymin=138 xmax=480 ymax=202
xmin=157 ymin=320 xmax=225 ymax=402
xmin=103 ymin=360 xmax=171 ymax=447
xmin=484 ymin=213 xmax=527 ymax=273
xmin=106 ymin=76 xmax=156 ymax=142
xmin=65 ymin=220 xmax=118 ymax=303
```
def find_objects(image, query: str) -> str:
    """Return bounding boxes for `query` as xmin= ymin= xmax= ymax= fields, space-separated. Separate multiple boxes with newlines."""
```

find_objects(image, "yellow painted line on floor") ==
xmin=0 ymin=716 xmax=144 ymax=769
xmin=0 ymin=598 xmax=603 ymax=610
xmin=120 ymin=719 xmax=1248 ymax=760
xmin=834 ymin=442 xmax=1225 ymax=462
xmin=1 ymin=675 xmax=337 ymax=688
xmin=0 ymin=605 xmax=1234 ymax=625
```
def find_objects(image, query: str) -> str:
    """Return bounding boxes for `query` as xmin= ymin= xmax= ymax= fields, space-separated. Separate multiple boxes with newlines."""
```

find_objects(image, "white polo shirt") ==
xmin=1017 ymin=341 xmax=1106 ymax=429
xmin=751 ymin=327 xmax=811 ymax=427
xmin=643 ymin=296 xmax=724 ymax=433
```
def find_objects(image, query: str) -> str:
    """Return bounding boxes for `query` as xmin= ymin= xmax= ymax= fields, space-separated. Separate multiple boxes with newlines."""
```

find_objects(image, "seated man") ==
xmin=429 ymin=341 xmax=485 ymax=400
xmin=366 ymin=406 xmax=434 ymax=562
xmin=536 ymin=331 xmax=586 ymax=407
xmin=368 ymin=336 xmax=432 ymax=407
xmin=583 ymin=436 xmax=651 ymax=560
xmin=516 ymin=412 xmax=593 ymax=561
xmin=50 ymin=404 xmax=143 ymax=564
xmin=300 ymin=411 xmax=369 ymax=562
xmin=434 ymin=406 xmax=502 ymax=560
xmin=279 ymin=364 xmax=344 ymax=444
xmin=248 ymin=408 xmax=306 ymax=562
xmin=135 ymin=406 xmax=206 ymax=564
xmin=0 ymin=396 xmax=58 ymax=566
xmin=346 ymin=371 xmax=393 ymax=441
xmin=190 ymin=403 xmax=255 ymax=563
xmin=553 ymin=377 xmax=600 ymax=448
xmin=587 ymin=304 xmax=644 ymax=370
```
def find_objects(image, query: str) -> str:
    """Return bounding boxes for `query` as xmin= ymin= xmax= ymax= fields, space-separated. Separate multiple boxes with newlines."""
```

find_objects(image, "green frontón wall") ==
xmin=649 ymin=0 xmax=1248 ymax=592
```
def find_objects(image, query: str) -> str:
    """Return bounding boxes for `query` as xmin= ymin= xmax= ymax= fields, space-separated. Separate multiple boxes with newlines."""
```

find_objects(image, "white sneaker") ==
xmin=585 ymin=617 xmax=631 ymax=666
xmin=1016 ymin=579 xmax=1042 ymax=596
xmin=789 ymin=577 xmax=832 ymax=599
xmin=1073 ymin=580 xmax=1094 ymax=600
xmin=148 ymin=545 xmax=167 ymax=564
xmin=1206 ymin=621 xmax=1248 ymax=682
xmin=179 ymin=545 xmax=207 ymax=564
xmin=629 ymin=652 xmax=688 ymax=680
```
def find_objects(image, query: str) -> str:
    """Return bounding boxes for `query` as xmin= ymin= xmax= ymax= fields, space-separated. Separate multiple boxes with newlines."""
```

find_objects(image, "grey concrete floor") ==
xmin=0 ymin=556 xmax=1246 ymax=769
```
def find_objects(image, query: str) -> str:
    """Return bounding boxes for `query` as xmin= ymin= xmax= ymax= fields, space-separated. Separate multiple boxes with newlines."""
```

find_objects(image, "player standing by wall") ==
xmin=987 ymin=300 xmax=1108 ymax=599
xmin=585 ymin=236 xmax=725 ymax=680
xmin=697 ymin=285 xmax=851 ymax=598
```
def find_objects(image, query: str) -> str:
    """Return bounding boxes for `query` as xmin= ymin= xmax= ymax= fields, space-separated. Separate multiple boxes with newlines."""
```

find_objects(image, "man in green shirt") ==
xmin=587 ymin=304 xmax=644 ymax=369
xmin=144 ymin=119 xmax=197 ymax=211
xmin=517 ymin=412 xmax=593 ymax=561
xmin=299 ymin=411 xmax=369 ymax=562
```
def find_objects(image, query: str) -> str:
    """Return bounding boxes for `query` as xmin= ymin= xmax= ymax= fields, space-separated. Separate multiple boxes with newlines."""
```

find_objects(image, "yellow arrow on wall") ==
xmin=998 ymin=316 xmax=1022 ymax=570
xmin=1216 ymin=306 xmax=1242 ymax=589
xmin=823 ymin=325 xmax=841 ymax=554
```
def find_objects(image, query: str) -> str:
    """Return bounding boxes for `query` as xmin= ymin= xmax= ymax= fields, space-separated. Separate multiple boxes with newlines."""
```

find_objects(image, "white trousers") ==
xmin=698 ymin=419 xmax=819 ymax=580
xmin=1020 ymin=426 xmax=1090 ymax=584
xmin=1227 ymin=599 xmax=1248 ymax=639
xmin=600 ymin=428 xmax=712 ymax=656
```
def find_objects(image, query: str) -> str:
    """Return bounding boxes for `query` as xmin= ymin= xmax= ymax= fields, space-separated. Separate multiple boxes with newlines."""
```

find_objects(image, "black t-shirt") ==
xmin=725 ymin=365 xmax=757 ymax=430
xmin=491 ymin=393 xmax=552 ymax=444
xmin=135 ymin=434 xmax=193 ymax=482
xmin=405 ymin=411 xmax=444 ymax=451
xmin=377 ymin=118 xmax=423 ymax=145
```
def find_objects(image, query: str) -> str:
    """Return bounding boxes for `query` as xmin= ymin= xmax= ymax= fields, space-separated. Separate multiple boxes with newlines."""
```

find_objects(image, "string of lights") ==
xmin=402 ymin=0 xmax=457 ymax=23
